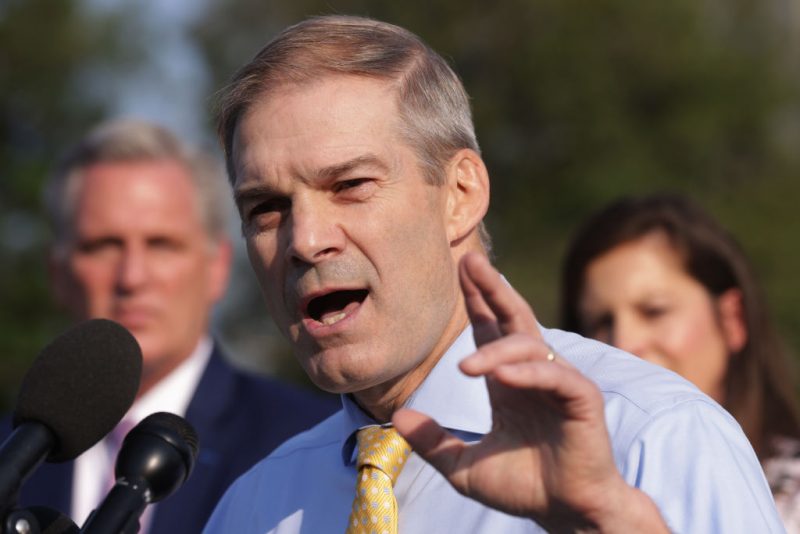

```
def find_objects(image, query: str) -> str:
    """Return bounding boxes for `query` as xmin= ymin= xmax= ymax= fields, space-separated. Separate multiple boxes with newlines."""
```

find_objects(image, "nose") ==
xmin=286 ymin=196 xmax=345 ymax=265
xmin=116 ymin=244 xmax=148 ymax=292
xmin=611 ymin=314 xmax=651 ymax=358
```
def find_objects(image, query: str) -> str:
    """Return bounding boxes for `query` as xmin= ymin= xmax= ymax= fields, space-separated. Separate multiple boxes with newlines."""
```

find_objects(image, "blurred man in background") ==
xmin=8 ymin=119 xmax=337 ymax=534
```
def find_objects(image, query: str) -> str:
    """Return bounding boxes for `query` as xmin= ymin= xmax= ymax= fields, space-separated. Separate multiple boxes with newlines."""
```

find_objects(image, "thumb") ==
xmin=392 ymin=408 xmax=470 ymax=492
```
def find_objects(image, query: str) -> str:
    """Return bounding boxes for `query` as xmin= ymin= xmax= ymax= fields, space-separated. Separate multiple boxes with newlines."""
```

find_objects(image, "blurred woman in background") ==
xmin=559 ymin=194 xmax=800 ymax=530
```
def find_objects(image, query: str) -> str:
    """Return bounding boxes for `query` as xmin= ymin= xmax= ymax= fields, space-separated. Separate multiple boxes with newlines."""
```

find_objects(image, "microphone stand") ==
xmin=2 ymin=505 xmax=78 ymax=534
xmin=80 ymin=478 xmax=148 ymax=534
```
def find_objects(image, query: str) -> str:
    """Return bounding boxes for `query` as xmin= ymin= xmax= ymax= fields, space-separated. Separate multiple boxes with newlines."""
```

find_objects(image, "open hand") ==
xmin=393 ymin=253 xmax=666 ymax=531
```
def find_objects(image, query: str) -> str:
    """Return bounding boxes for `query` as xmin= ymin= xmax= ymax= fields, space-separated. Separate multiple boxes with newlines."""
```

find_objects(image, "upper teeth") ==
xmin=321 ymin=312 xmax=346 ymax=325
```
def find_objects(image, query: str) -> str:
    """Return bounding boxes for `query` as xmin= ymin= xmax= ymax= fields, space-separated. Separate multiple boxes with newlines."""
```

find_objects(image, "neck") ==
xmin=353 ymin=244 xmax=486 ymax=422
xmin=353 ymin=306 xmax=470 ymax=423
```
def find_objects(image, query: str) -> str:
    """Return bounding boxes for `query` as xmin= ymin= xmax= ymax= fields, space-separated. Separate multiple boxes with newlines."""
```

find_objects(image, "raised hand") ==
xmin=392 ymin=253 xmax=667 ymax=532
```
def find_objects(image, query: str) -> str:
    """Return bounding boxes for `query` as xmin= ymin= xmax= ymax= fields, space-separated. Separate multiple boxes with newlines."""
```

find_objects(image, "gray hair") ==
xmin=215 ymin=15 xmax=490 ymax=250
xmin=44 ymin=119 xmax=231 ymax=247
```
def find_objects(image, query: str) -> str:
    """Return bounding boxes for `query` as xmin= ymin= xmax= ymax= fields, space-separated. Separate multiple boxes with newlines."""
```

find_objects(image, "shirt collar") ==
xmin=339 ymin=325 xmax=490 ymax=464
xmin=127 ymin=336 xmax=213 ymax=423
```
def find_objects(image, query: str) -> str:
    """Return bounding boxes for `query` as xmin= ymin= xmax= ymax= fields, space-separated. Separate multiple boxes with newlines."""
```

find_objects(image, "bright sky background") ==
xmin=81 ymin=0 xmax=213 ymax=145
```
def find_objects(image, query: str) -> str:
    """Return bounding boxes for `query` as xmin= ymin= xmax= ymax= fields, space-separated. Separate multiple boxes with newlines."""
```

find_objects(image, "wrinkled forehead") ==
xmin=236 ymin=75 xmax=400 ymax=136
xmin=231 ymin=76 xmax=406 ymax=181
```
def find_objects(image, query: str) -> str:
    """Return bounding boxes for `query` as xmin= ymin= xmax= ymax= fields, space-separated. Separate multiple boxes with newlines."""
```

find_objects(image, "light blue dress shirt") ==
xmin=203 ymin=326 xmax=784 ymax=533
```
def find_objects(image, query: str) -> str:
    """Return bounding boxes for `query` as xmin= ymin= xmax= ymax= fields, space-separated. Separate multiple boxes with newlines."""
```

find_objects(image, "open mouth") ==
xmin=306 ymin=289 xmax=369 ymax=326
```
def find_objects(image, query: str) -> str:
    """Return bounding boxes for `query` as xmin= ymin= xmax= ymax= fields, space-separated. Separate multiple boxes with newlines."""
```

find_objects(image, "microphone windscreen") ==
xmin=12 ymin=319 xmax=142 ymax=462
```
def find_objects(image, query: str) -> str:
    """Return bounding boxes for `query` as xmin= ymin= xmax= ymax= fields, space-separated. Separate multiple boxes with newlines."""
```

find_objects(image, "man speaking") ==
xmin=204 ymin=15 xmax=782 ymax=533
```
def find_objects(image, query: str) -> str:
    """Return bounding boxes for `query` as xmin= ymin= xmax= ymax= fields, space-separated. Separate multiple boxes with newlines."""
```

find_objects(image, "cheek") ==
xmin=245 ymin=238 xmax=287 ymax=317
xmin=245 ymin=236 xmax=276 ymax=282
xmin=393 ymin=200 xmax=450 ymax=262
xmin=377 ymin=206 xmax=458 ymax=341
xmin=172 ymin=260 xmax=215 ymax=301
xmin=659 ymin=308 xmax=726 ymax=362
xmin=67 ymin=261 xmax=114 ymax=308
xmin=377 ymin=220 xmax=450 ymax=309
xmin=659 ymin=306 xmax=730 ymax=400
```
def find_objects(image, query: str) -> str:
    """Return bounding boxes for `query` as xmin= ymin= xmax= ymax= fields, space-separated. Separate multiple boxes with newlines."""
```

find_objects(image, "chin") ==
xmin=301 ymin=356 xmax=383 ymax=395
xmin=138 ymin=340 xmax=170 ymax=366
xmin=301 ymin=369 xmax=356 ymax=394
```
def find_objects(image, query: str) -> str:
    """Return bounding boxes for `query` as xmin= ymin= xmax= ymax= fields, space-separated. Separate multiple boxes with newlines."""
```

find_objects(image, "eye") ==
xmin=640 ymin=305 xmax=668 ymax=320
xmin=76 ymin=237 xmax=119 ymax=255
xmin=251 ymin=197 xmax=288 ymax=215
xmin=149 ymin=237 xmax=182 ymax=251
xmin=333 ymin=178 xmax=373 ymax=196
xmin=245 ymin=197 xmax=290 ymax=227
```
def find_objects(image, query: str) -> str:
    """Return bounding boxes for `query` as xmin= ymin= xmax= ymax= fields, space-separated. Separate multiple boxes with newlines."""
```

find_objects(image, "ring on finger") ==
xmin=545 ymin=347 xmax=557 ymax=362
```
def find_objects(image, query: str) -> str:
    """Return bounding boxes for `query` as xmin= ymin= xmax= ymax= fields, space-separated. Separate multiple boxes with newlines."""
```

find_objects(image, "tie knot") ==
xmin=355 ymin=426 xmax=410 ymax=483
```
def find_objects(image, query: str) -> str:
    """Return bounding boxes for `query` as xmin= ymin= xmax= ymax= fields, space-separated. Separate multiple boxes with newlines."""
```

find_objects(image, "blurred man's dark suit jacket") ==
xmin=1 ymin=344 xmax=339 ymax=534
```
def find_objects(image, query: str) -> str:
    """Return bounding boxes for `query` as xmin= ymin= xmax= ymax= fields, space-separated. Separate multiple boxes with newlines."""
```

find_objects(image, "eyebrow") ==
xmin=233 ymin=184 xmax=275 ymax=213
xmin=315 ymin=154 xmax=390 ymax=182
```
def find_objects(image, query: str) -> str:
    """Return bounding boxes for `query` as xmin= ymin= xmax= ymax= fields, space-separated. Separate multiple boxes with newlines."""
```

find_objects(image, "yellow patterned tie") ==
xmin=346 ymin=425 xmax=411 ymax=534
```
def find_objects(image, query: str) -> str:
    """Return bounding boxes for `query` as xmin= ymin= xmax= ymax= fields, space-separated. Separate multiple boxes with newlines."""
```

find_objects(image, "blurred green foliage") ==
xmin=1 ymin=0 xmax=799 ymax=411
xmin=0 ymin=0 xmax=144 ymax=409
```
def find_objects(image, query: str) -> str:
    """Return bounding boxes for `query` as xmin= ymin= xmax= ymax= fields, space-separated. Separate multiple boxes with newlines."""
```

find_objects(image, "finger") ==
xmin=392 ymin=408 xmax=471 ymax=492
xmin=459 ymin=333 xmax=557 ymax=377
xmin=459 ymin=254 xmax=503 ymax=345
xmin=460 ymin=253 xmax=541 ymax=342
xmin=491 ymin=360 xmax=603 ymax=419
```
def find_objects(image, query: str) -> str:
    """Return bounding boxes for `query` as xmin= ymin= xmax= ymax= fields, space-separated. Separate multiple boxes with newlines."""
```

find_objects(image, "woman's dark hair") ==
xmin=560 ymin=193 xmax=800 ymax=457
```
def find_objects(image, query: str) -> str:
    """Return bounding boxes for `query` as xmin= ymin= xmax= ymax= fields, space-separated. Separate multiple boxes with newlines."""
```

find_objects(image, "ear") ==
xmin=443 ymin=149 xmax=490 ymax=246
xmin=717 ymin=288 xmax=748 ymax=355
xmin=207 ymin=237 xmax=233 ymax=304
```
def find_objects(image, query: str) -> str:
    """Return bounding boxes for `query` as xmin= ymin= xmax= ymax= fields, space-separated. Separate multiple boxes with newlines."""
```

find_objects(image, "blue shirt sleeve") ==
xmin=623 ymin=398 xmax=785 ymax=533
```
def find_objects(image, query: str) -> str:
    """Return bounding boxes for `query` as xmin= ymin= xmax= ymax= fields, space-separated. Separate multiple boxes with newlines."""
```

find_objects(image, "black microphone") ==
xmin=0 ymin=319 xmax=142 ymax=512
xmin=80 ymin=412 xmax=199 ymax=534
